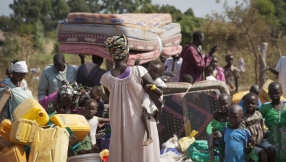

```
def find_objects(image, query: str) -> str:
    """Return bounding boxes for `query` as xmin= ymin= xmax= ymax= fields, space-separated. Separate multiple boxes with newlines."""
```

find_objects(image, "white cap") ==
xmin=11 ymin=61 xmax=28 ymax=73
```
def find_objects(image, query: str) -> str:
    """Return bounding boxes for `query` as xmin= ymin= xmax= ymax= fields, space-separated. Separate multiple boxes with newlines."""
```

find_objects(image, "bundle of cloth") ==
xmin=58 ymin=13 xmax=182 ymax=65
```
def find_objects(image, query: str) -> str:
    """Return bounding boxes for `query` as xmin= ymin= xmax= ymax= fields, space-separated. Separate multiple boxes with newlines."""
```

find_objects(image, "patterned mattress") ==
xmin=162 ymin=82 xmax=192 ymax=95
xmin=158 ymin=89 xmax=220 ymax=146
xmin=59 ymin=43 xmax=160 ymax=65
xmin=67 ymin=13 xmax=172 ymax=32
xmin=57 ymin=33 xmax=181 ymax=51
xmin=181 ymin=89 xmax=220 ymax=138
xmin=156 ymin=23 xmax=181 ymax=39
xmin=190 ymin=80 xmax=230 ymax=94
xmin=58 ymin=23 xmax=158 ymax=40
xmin=161 ymin=45 xmax=182 ymax=56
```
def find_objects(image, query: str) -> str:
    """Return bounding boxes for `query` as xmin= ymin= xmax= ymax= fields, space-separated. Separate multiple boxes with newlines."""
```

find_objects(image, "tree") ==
xmin=159 ymin=5 xmax=183 ymax=22
xmin=179 ymin=15 xmax=203 ymax=46
xmin=202 ymin=1 xmax=272 ymax=85
xmin=101 ymin=0 xmax=151 ymax=13
xmin=0 ymin=16 xmax=14 ymax=32
xmin=140 ymin=3 xmax=160 ymax=13
xmin=9 ymin=0 xmax=70 ymax=32
xmin=86 ymin=0 xmax=102 ymax=13
xmin=184 ymin=8 xmax=194 ymax=17
xmin=67 ymin=0 xmax=90 ymax=12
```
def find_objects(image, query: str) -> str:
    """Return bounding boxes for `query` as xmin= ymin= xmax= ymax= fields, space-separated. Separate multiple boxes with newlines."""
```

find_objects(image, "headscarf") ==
xmin=11 ymin=61 xmax=28 ymax=73
xmin=47 ymin=81 xmax=80 ymax=114
xmin=58 ymin=81 xmax=78 ymax=97
xmin=104 ymin=34 xmax=129 ymax=60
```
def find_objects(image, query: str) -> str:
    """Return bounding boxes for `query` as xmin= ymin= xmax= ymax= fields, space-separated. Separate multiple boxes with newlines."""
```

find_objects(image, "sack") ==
xmin=187 ymin=140 xmax=219 ymax=162
xmin=178 ymin=130 xmax=198 ymax=153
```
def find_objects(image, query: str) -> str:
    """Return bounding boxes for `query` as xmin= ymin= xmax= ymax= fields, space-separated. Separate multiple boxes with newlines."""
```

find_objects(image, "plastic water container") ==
xmin=28 ymin=126 xmax=69 ymax=162
xmin=50 ymin=114 xmax=91 ymax=144
xmin=68 ymin=153 xmax=101 ymax=162
xmin=13 ymin=98 xmax=49 ymax=126
xmin=232 ymin=91 xmax=248 ymax=104
xmin=0 ymin=119 xmax=13 ymax=148
xmin=0 ymin=145 xmax=27 ymax=162
xmin=10 ymin=118 xmax=38 ymax=145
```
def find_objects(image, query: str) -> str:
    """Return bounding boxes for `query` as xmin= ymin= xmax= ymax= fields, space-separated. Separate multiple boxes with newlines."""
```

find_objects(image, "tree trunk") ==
xmin=259 ymin=42 xmax=268 ymax=88
xmin=276 ymin=45 xmax=282 ymax=58
xmin=247 ymin=33 xmax=259 ymax=84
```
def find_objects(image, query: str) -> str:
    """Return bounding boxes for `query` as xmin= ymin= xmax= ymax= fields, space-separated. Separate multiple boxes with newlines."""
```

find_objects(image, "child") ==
xmin=223 ymin=54 xmax=240 ymax=95
xmin=205 ymin=65 xmax=217 ymax=81
xmin=212 ymin=93 xmax=232 ymax=161
xmin=90 ymin=86 xmax=105 ymax=117
xmin=222 ymin=105 xmax=253 ymax=162
xmin=142 ymin=60 xmax=166 ymax=146
xmin=84 ymin=99 xmax=109 ymax=147
xmin=239 ymin=85 xmax=262 ymax=113
xmin=211 ymin=56 xmax=226 ymax=82
xmin=260 ymin=82 xmax=286 ymax=161
xmin=243 ymin=92 xmax=275 ymax=162
xmin=182 ymin=74 xmax=193 ymax=84
xmin=212 ymin=93 xmax=232 ymax=138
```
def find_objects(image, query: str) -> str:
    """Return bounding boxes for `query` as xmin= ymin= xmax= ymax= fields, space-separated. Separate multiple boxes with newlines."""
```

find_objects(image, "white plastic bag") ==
xmin=162 ymin=135 xmax=178 ymax=149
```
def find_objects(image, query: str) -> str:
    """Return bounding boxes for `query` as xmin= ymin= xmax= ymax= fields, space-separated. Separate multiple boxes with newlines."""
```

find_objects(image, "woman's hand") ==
xmin=144 ymin=84 xmax=153 ymax=91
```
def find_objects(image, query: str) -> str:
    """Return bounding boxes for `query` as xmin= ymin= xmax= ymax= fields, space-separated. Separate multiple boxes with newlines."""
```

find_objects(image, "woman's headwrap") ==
xmin=104 ymin=34 xmax=129 ymax=60
xmin=11 ymin=61 xmax=28 ymax=73
xmin=58 ymin=81 xmax=78 ymax=97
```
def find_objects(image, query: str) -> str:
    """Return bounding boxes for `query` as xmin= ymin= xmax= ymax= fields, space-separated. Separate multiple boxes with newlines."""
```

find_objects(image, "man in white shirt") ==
xmin=264 ymin=56 xmax=286 ymax=98
xmin=164 ymin=55 xmax=182 ymax=82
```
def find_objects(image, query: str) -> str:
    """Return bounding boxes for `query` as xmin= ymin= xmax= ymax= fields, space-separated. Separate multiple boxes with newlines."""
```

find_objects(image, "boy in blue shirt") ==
xmin=222 ymin=105 xmax=254 ymax=162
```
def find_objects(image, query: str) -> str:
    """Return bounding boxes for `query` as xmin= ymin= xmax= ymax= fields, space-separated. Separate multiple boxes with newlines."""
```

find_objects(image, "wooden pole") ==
xmin=259 ymin=42 xmax=268 ymax=88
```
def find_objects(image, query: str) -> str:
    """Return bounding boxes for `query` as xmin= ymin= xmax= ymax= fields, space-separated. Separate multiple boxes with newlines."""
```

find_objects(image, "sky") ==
xmin=0 ymin=0 xmax=243 ymax=18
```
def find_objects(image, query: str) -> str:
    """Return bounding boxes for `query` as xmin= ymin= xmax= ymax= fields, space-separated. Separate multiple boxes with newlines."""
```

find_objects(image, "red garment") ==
xmin=179 ymin=45 xmax=212 ymax=83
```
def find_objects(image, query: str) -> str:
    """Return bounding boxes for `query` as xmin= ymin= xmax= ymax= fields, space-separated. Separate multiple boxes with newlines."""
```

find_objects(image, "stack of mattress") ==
xmin=58 ymin=13 xmax=182 ymax=65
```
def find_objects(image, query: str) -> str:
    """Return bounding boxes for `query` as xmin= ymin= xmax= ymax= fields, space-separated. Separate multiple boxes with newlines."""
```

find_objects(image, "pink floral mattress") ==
xmin=67 ymin=13 xmax=172 ymax=32
xmin=161 ymin=45 xmax=182 ymax=56
xmin=59 ymin=43 xmax=160 ymax=65
xmin=57 ymin=33 xmax=181 ymax=51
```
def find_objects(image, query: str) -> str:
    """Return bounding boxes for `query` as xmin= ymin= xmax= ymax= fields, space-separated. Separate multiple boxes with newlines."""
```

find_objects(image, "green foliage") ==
xmin=184 ymin=8 xmax=194 ymax=17
xmin=140 ymin=3 xmax=160 ymax=13
xmin=254 ymin=0 xmax=276 ymax=16
xmin=159 ymin=5 xmax=182 ymax=22
xmin=32 ymin=21 xmax=44 ymax=52
xmin=68 ymin=0 xmax=90 ymax=12
xmin=9 ymin=0 xmax=70 ymax=32
xmin=179 ymin=16 xmax=203 ymax=46
xmin=101 ymin=0 xmax=151 ymax=14
xmin=0 ymin=16 xmax=14 ymax=32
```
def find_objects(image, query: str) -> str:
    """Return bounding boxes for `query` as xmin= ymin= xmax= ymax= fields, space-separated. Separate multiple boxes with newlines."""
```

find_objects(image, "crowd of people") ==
xmin=0 ymin=30 xmax=286 ymax=162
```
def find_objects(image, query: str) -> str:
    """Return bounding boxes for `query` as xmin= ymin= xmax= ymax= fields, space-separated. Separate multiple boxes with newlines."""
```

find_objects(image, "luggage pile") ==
xmin=0 ymin=98 xmax=95 ymax=162
xmin=58 ymin=13 xmax=182 ymax=65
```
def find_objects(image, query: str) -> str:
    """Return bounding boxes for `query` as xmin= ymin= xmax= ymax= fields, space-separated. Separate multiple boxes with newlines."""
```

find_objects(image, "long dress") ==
xmin=259 ymin=103 xmax=286 ymax=161
xmin=100 ymin=66 xmax=160 ymax=162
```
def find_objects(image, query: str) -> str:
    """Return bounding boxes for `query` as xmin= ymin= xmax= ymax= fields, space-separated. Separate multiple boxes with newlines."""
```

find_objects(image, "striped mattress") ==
xmin=67 ymin=13 xmax=172 ymax=32
xmin=161 ymin=45 xmax=182 ymax=56
xmin=57 ymin=33 xmax=181 ymax=51
xmin=57 ymin=22 xmax=181 ymax=40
